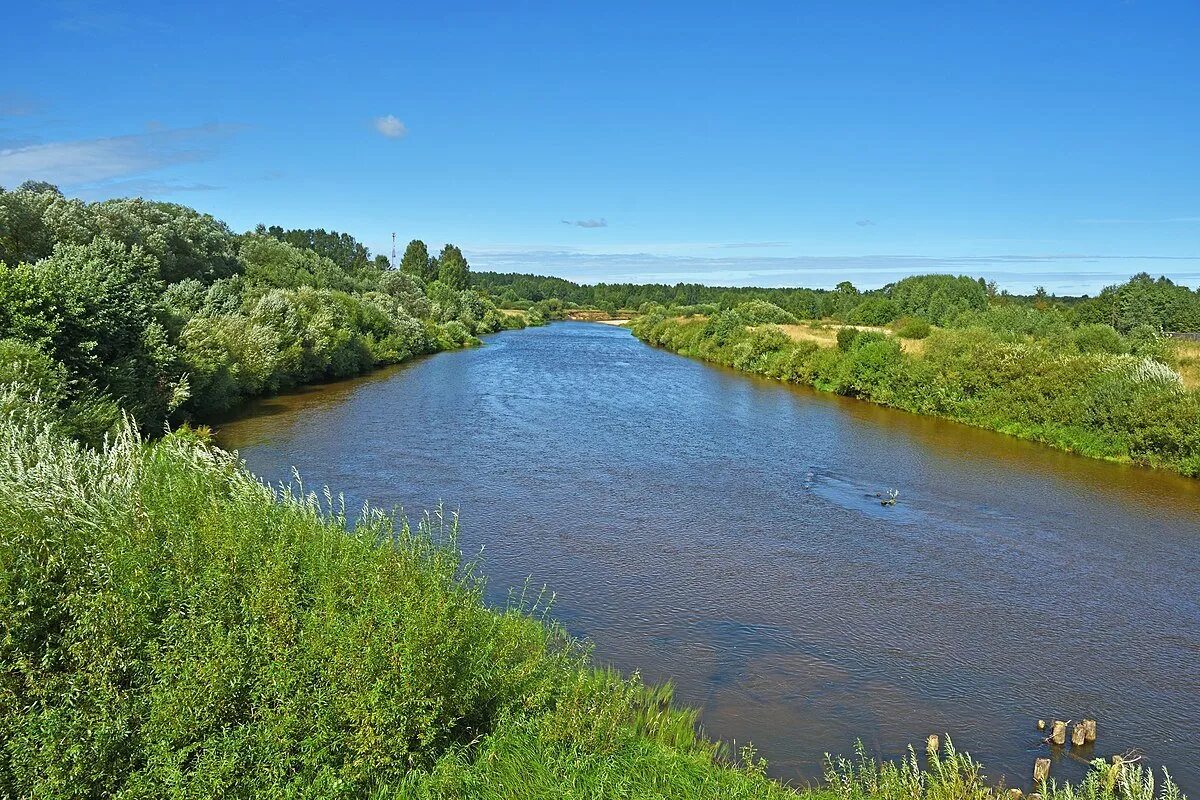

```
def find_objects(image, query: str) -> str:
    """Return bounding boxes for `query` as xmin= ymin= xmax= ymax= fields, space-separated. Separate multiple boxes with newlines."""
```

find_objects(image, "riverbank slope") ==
xmin=630 ymin=312 xmax=1200 ymax=476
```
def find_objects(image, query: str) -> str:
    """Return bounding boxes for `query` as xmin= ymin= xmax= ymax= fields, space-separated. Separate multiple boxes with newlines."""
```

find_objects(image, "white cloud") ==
xmin=0 ymin=123 xmax=238 ymax=186
xmin=561 ymin=218 xmax=607 ymax=228
xmin=373 ymin=115 xmax=408 ymax=139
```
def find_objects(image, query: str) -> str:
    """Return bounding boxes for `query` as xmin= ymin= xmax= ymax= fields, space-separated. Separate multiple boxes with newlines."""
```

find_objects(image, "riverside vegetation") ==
xmin=0 ymin=183 xmax=1191 ymax=797
xmin=628 ymin=278 xmax=1200 ymax=476
xmin=483 ymin=270 xmax=1200 ymax=474
xmin=0 ymin=182 xmax=532 ymax=445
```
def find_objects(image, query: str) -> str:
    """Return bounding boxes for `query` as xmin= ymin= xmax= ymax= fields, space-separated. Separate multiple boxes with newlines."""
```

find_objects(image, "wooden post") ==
xmin=1050 ymin=720 xmax=1067 ymax=746
xmin=1037 ymin=719 xmax=1046 ymax=731
xmin=926 ymin=734 xmax=939 ymax=754
xmin=1071 ymin=723 xmax=1087 ymax=747
xmin=1034 ymin=758 xmax=1051 ymax=783
xmin=1083 ymin=719 xmax=1097 ymax=743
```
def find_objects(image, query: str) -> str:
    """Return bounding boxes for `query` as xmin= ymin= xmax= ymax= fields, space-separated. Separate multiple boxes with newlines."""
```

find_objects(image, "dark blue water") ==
xmin=216 ymin=322 xmax=1200 ymax=790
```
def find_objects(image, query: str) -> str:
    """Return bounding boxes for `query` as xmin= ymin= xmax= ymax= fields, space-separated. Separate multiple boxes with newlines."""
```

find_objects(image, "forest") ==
xmin=472 ymin=269 xmax=1200 ymax=334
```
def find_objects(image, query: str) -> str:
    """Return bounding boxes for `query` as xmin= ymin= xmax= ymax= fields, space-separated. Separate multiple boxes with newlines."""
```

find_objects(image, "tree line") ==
xmin=473 ymin=269 xmax=1200 ymax=333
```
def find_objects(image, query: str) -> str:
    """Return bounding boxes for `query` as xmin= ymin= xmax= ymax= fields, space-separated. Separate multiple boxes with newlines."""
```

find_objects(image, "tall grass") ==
xmin=0 ymin=399 xmax=1188 ymax=798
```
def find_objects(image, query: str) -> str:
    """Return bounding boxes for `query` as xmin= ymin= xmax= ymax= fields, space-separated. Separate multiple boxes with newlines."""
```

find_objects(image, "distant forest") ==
xmin=472 ymin=270 xmax=1200 ymax=333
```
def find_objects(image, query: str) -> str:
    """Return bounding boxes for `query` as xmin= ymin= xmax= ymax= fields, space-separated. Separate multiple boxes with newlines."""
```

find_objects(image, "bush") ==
xmin=893 ymin=317 xmax=932 ymax=339
xmin=1074 ymin=323 xmax=1127 ymax=355
xmin=732 ymin=300 xmax=798 ymax=326
xmin=845 ymin=297 xmax=899 ymax=326
xmin=836 ymin=329 xmax=886 ymax=352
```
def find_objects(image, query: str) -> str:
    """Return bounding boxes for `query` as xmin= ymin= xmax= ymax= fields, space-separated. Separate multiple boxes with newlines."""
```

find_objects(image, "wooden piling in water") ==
xmin=1083 ymin=719 xmax=1097 ymax=743
xmin=1037 ymin=719 xmax=1046 ymax=731
xmin=1071 ymin=723 xmax=1087 ymax=747
xmin=1050 ymin=720 xmax=1067 ymax=746
xmin=927 ymin=734 xmax=939 ymax=754
xmin=1034 ymin=758 xmax=1051 ymax=783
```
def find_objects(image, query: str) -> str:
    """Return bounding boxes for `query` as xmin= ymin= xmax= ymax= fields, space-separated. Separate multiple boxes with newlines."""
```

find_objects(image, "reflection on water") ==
xmin=216 ymin=322 xmax=1200 ymax=791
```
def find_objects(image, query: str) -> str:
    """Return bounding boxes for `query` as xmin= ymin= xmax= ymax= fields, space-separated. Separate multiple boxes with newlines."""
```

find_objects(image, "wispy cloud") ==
xmin=373 ymin=115 xmax=408 ymax=138
xmin=72 ymin=178 xmax=222 ymax=201
xmin=51 ymin=1 xmax=167 ymax=34
xmin=1079 ymin=216 xmax=1200 ymax=224
xmin=561 ymin=218 xmax=607 ymax=228
xmin=856 ymin=219 xmax=876 ymax=227
xmin=0 ymin=94 xmax=40 ymax=118
xmin=0 ymin=123 xmax=239 ymax=187
xmin=717 ymin=241 xmax=790 ymax=249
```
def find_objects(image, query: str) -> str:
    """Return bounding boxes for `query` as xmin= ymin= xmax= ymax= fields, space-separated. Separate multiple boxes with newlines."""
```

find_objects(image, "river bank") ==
xmin=5 ymin=351 xmax=1189 ymax=798
xmin=216 ymin=323 xmax=1200 ymax=792
xmin=630 ymin=313 xmax=1200 ymax=477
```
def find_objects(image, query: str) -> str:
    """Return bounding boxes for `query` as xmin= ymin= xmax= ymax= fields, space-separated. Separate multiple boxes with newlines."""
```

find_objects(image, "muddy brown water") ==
xmin=215 ymin=322 xmax=1200 ymax=790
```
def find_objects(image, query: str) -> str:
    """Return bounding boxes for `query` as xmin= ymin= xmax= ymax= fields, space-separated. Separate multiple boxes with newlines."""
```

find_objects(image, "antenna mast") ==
xmin=391 ymin=232 xmax=397 ymax=270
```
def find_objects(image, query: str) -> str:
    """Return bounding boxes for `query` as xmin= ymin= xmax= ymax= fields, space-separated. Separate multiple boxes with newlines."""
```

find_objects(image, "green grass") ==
xmin=0 ymin=399 xmax=1188 ymax=798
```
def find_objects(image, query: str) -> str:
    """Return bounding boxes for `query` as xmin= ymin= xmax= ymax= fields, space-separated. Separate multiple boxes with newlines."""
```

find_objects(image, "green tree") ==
xmin=436 ymin=244 xmax=470 ymax=290
xmin=0 ymin=185 xmax=60 ymax=266
xmin=0 ymin=238 xmax=183 ymax=428
xmin=400 ymin=239 xmax=435 ymax=282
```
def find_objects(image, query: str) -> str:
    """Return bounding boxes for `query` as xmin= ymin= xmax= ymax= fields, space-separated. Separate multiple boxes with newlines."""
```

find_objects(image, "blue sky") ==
xmin=2 ymin=0 xmax=1198 ymax=293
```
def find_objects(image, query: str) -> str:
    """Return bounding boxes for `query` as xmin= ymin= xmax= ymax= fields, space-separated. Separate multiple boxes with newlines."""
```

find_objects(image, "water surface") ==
xmin=217 ymin=322 xmax=1200 ymax=790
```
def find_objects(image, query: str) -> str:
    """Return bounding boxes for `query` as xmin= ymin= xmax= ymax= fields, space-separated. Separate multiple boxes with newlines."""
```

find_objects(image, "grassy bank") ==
xmin=631 ymin=311 xmax=1200 ymax=476
xmin=0 ymin=406 xmax=791 ymax=798
xmin=0 ymin=399 xmax=1188 ymax=799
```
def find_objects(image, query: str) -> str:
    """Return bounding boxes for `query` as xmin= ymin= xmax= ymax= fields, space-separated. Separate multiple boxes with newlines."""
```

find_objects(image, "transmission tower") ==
xmin=391 ymin=232 xmax=397 ymax=270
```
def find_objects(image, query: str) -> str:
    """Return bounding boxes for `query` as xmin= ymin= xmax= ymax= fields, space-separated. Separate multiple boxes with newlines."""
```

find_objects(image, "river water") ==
xmin=215 ymin=322 xmax=1200 ymax=790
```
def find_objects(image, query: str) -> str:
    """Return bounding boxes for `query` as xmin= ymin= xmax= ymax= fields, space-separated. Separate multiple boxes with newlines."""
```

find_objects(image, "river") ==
xmin=215 ymin=321 xmax=1200 ymax=790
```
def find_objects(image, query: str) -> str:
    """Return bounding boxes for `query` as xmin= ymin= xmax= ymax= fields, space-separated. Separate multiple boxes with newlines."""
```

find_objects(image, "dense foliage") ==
xmin=633 ymin=309 xmax=1200 ymax=476
xmin=474 ymin=270 xmax=1200 ymax=334
xmin=0 ymin=184 xmax=525 ymax=439
xmin=1076 ymin=273 xmax=1200 ymax=333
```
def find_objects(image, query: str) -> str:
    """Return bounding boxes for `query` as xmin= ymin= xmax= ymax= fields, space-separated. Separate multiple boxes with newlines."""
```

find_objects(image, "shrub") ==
xmin=732 ymin=300 xmax=798 ymax=326
xmin=845 ymin=297 xmax=899 ymax=326
xmin=1074 ymin=323 xmax=1127 ymax=355
xmin=893 ymin=317 xmax=932 ymax=339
